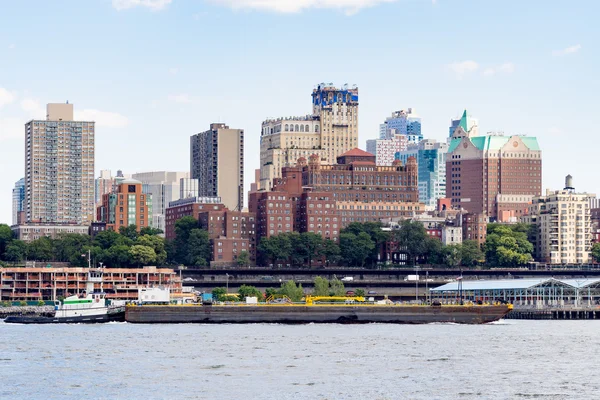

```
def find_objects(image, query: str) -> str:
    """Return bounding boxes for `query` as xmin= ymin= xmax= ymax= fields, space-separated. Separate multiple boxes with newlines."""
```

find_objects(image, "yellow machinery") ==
xmin=304 ymin=295 xmax=365 ymax=305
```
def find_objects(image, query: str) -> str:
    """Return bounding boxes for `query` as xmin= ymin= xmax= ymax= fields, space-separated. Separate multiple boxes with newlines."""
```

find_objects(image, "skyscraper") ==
xmin=446 ymin=133 xmax=542 ymax=219
xmin=366 ymin=132 xmax=408 ymax=166
xmin=379 ymin=108 xmax=422 ymax=144
xmin=131 ymin=171 xmax=189 ymax=233
xmin=190 ymin=123 xmax=244 ymax=211
xmin=12 ymin=178 xmax=25 ymax=225
xmin=395 ymin=139 xmax=448 ymax=207
xmin=24 ymin=103 xmax=95 ymax=224
xmin=260 ymin=83 xmax=358 ymax=191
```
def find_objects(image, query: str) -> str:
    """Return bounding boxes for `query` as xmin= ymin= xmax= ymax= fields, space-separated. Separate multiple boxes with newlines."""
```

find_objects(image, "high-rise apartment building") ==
xmin=379 ymin=108 xmax=422 ymax=144
xmin=366 ymin=133 xmax=408 ymax=166
xmin=523 ymin=187 xmax=594 ymax=264
xmin=395 ymin=139 xmax=448 ymax=207
xmin=25 ymin=103 xmax=95 ymax=224
xmin=191 ymin=123 xmax=244 ymax=211
xmin=12 ymin=178 xmax=25 ymax=225
xmin=259 ymin=83 xmax=358 ymax=191
xmin=95 ymin=170 xmax=115 ymax=208
xmin=446 ymin=134 xmax=542 ymax=219
xmin=260 ymin=117 xmax=325 ymax=190
xmin=131 ymin=171 xmax=189 ymax=233
xmin=96 ymin=178 xmax=152 ymax=232
xmin=179 ymin=178 xmax=199 ymax=199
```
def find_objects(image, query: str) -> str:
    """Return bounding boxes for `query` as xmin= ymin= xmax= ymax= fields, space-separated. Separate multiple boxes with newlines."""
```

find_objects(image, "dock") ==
xmin=506 ymin=308 xmax=600 ymax=320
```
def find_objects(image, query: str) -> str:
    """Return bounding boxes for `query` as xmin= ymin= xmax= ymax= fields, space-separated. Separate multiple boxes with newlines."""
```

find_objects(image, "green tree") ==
xmin=425 ymin=237 xmax=444 ymax=265
xmin=392 ymin=220 xmax=430 ymax=266
xmin=592 ymin=243 xmax=600 ymax=263
xmin=237 ymin=285 xmax=263 ymax=301
xmin=4 ymin=240 xmax=27 ymax=262
xmin=279 ymin=280 xmax=304 ymax=302
xmin=340 ymin=232 xmax=375 ymax=267
xmin=485 ymin=224 xmax=533 ymax=267
xmin=137 ymin=235 xmax=167 ymax=265
xmin=53 ymin=233 xmax=92 ymax=266
xmin=328 ymin=278 xmax=345 ymax=296
xmin=188 ymin=229 xmax=210 ymax=266
xmin=460 ymin=240 xmax=484 ymax=267
xmin=129 ymin=245 xmax=157 ymax=266
xmin=354 ymin=289 xmax=365 ymax=297
xmin=444 ymin=244 xmax=462 ymax=267
xmin=119 ymin=225 xmax=139 ymax=241
xmin=0 ymin=224 xmax=14 ymax=259
xmin=322 ymin=239 xmax=341 ymax=266
xmin=236 ymin=250 xmax=250 ymax=267
xmin=93 ymin=230 xmax=132 ymax=249
xmin=27 ymin=237 xmax=54 ymax=261
xmin=258 ymin=234 xmax=292 ymax=267
xmin=298 ymin=232 xmax=325 ymax=268
xmin=342 ymin=222 xmax=390 ymax=267
xmin=212 ymin=287 xmax=228 ymax=302
xmin=313 ymin=276 xmax=330 ymax=296
xmin=139 ymin=227 xmax=163 ymax=236
xmin=102 ymin=245 xmax=132 ymax=268
xmin=172 ymin=216 xmax=200 ymax=264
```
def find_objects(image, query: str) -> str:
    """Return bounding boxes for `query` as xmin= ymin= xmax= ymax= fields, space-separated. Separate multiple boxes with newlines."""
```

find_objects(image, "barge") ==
xmin=126 ymin=297 xmax=512 ymax=324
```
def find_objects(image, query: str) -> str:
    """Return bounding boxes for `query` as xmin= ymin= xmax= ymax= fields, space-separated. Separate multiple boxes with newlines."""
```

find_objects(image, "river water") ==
xmin=1 ymin=320 xmax=598 ymax=399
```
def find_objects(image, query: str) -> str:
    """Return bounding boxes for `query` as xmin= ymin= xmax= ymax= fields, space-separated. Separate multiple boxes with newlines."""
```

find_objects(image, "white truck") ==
xmin=404 ymin=275 xmax=420 ymax=282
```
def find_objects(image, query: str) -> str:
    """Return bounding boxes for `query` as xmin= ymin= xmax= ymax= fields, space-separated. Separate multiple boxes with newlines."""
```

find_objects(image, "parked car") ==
xmin=346 ymin=291 xmax=355 ymax=296
xmin=368 ymin=290 xmax=377 ymax=295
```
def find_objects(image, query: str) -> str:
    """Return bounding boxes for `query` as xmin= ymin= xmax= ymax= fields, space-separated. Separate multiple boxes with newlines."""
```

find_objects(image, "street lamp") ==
xmin=226 ymin=273 xmax=230 ymax=294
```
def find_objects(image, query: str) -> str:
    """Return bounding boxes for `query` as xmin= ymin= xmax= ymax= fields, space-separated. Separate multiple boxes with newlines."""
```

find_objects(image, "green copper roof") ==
xmin=459 ymin=110 xmax=469 ymax=131
xmin=448 ymin=136 xmax=541 ymax=153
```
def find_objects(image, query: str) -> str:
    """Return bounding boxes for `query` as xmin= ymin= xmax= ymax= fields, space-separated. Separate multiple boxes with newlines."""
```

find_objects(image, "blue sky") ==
xmin=0 ymin=0 xmax=598 ymax=225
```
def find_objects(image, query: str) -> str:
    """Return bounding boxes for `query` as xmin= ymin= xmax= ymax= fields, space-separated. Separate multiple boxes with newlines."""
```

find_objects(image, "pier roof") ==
xmin=431 ymin=278 xmax=600 ymax=292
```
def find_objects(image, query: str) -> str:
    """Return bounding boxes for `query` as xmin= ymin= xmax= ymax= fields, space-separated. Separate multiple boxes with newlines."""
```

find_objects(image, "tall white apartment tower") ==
xmin=25 ymin=103 xmax=95 ymax=224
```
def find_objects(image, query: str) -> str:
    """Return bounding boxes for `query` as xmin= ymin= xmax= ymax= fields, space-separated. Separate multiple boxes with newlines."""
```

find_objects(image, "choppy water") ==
xmin=1 ymin=320 xmax=598 ymax=399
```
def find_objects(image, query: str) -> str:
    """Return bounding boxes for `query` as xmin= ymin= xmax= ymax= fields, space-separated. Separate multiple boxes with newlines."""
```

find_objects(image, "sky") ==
xmin=0 ymin=0 xmax=598 ymax=225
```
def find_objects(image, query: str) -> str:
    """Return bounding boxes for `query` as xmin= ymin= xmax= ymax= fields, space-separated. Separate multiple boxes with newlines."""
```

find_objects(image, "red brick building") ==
xmin=96 ymin=179 xmax=151 ymax=232
xmin=164 ymin=197 xmax=223 ymax=240
xmin=462 ymin=213 xmax=488 ymax=246
xmin=446 ymin=135 xmax=542 ymax=220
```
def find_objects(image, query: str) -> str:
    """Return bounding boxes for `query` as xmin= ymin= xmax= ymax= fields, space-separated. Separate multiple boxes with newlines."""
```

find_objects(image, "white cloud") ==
xmin=168 ymin=94 xmax=193 ymax=104
xmin=447 ymin=60 xmax=479 ymax=79
xmin=75 ymin=109 xmax=129 ymax=128
xmin=552 ymin=44 xmax=581 ymax=56
xmin=483 ymin=62 xmax=515 ymax=77
xmin=0 ymin=117 xmax=23 ymax=141
xmin=112 ymin=0 xmax=172 ymax=11
xmin=209 ymin=0 xmax=398 ymax=14
xmin=8 ymin=44 xmax=16 ymax=50
xmin=0 ymin=88 xmax=15 ymax=108
xmin=20 ymin=98 xmax=45 ymax=118
xmin=168 ymin=67 xmax=179 ymax=75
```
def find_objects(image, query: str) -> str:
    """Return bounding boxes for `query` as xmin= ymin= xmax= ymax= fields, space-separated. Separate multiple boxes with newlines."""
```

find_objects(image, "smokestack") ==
xmin=564 ymin=174 xmax=574 ymax=191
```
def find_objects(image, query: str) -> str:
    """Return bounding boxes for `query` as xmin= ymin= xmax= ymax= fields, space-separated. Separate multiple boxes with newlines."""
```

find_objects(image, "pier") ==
xmin=506 ymin=308 xmax=600 ymax=320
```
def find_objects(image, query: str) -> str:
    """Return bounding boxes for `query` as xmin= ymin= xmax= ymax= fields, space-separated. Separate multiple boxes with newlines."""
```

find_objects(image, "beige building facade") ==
xmin=25 ymin=103 xmax=95 ymax=224
xmin=191 ymin=123 xmax=244 ymax=211
xmin=259 ymin=83 xmax=358 ymax=191
xmin=523 ymin=189 xmax=595 ymax=265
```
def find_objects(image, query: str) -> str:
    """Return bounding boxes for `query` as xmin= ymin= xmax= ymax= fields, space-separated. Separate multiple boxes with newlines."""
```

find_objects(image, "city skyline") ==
xmin=0 ymin=0 xmax=598 ymax=224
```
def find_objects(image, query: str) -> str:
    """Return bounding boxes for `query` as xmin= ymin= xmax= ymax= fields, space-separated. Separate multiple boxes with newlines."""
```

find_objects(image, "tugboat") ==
xmin=5 ymin=263 xmax=125 ymax=324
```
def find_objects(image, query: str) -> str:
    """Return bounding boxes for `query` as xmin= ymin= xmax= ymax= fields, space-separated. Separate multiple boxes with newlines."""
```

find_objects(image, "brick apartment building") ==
xmin=446 ymin=134 xmax=542 ymax=220
xmin=96 ymin=179 xmax=152 ymax=232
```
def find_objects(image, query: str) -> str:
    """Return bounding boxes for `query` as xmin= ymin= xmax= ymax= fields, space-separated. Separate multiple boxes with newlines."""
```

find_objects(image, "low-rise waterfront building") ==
xmin=11 ymin=223 xmax=90 ymax=242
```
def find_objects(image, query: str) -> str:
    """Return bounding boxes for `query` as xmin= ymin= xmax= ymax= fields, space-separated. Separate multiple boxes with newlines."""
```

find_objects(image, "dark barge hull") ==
xmin=4 ymin=311 xmax=125 ymax=324
xmin=125 ymin=305 xmax=511 ymax=324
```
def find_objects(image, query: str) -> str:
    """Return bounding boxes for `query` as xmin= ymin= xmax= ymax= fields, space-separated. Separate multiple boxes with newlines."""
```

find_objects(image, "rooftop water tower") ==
xmin=564 ymin=174 xmax=575 ymax=191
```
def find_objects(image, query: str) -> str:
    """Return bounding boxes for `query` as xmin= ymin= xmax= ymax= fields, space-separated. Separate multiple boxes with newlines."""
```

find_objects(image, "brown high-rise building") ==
xmin=97 ymin=179 xmax=152 ymax=232
xmin=190 ymin=123 xmax=244 ymax=211
xmin=25 ymin=103 xmax=95 ymax=224
xmin=446 ymin=134 xmax=542 ymax=220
